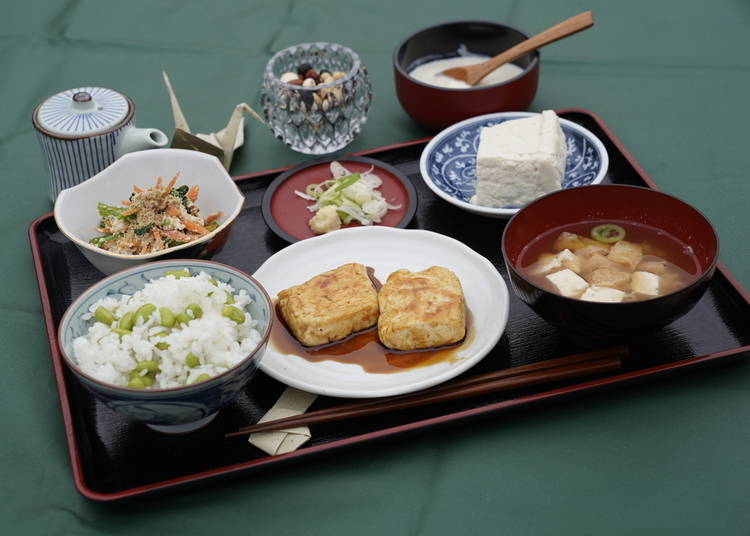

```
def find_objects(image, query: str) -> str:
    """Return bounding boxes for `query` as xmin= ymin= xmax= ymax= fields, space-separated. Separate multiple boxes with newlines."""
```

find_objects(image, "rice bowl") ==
xmin=58 ymin=260 xmax=273 ymax=433
xmin=72 ymin=271 xmax=261 ymax=389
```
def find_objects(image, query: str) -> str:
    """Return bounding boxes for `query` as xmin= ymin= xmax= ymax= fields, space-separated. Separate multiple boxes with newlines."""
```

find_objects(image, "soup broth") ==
xmin=517 ymin=220 xmax=701 ymax=302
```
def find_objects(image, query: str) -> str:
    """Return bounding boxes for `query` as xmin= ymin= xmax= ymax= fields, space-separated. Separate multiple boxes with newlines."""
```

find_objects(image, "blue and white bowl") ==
xmin=419 ymin=112 xmax=609 ymax=218
xmin=58 ymin=260 xmax=273 ymax=434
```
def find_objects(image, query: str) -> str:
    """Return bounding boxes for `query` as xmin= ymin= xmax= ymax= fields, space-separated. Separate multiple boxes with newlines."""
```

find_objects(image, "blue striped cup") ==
xmin=33 ymin=87 xmax=169 ymax=201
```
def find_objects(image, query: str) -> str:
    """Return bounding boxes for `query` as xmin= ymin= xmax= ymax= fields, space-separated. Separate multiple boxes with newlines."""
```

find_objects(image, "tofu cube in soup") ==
xmin=636 ymin=259 xmax=668 ymax=275
xmin=530 ymin=249 xmax=581 ymax=276
xmin=631 ymin=271 xmax=660 ymax=297
xmin=530 ymin=253 xmax=563 ymax=276
xmin=546 ymin=269 xmax=589 ymax=298
xmin=580 ymin=286 xmax=626 ymax=303
xmin=557 ymin=249 xmax=583 ymax=273
xmin=553 ymin=232 xmax=610 ymax=255
xmin=575 ymin=244 xmax=612 ymax=258
xmin=607 ymin=240 xmax=643 ymax=270
xmin=589 ymin=268 xmax=631 ymax=290
xmin=553 ymin=232 xmax=583 ymax=251
xmin=584 ymin=253 xmax=625 ymax=273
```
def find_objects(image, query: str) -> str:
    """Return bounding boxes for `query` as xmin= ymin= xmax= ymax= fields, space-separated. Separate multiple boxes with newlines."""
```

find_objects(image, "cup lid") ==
xmin=33 ymin=87 xmax=132 ymax=137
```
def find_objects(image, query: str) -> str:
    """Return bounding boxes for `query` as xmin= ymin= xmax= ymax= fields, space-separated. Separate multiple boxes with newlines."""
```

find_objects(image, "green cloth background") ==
xmin=2 ymin=0 xmax=749 ymax=534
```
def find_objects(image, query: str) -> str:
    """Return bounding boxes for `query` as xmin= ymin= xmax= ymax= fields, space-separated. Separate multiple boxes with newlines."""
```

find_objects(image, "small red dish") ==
xmin=261 ymin=156 xmax=418 ymax=242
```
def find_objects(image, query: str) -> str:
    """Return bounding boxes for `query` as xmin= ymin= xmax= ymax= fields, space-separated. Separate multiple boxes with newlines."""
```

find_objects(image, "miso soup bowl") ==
xmin=501 ymin=185 xmax=719 ymax=338
xmin=393 ymin=20 xmax=539 ymax=130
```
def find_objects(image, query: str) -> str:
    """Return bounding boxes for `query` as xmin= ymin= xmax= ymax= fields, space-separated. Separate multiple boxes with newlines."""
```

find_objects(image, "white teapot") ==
xmin=33 ymin=87 xmax=169 ymax=201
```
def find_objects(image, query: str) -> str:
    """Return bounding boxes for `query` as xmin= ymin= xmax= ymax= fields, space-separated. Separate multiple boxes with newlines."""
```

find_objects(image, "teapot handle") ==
xmin=115 ymin=125 xmax=169 ymax=158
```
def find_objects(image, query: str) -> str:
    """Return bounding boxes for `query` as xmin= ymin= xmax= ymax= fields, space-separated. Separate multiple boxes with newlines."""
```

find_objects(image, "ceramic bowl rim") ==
xmin=500 ymin=183 xmax=720 ymax=306
xmin=392 ymin=19 xmax=539 ymax=92
xmin=419 ymin=111 xmax=610 ymax=217
xmin=57 ymin=259 xmax=274 ymax=395
xmin=53 ymin=149 xmax=245 ymax=261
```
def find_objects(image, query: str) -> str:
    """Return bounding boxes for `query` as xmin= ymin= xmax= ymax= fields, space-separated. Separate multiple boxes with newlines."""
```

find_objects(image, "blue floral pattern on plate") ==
xmin=421 ymin=112 xmax=608 ymax=211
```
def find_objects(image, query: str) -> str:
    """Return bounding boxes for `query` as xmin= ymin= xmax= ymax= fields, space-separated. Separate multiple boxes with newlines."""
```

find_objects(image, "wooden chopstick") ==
xmin=226 ymin=346 xmax=627 ymax=439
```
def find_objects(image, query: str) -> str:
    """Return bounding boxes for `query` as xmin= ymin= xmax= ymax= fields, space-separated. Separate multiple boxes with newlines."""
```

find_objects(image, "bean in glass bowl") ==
xmin=261 ymin=42 xmax=372 ymax=155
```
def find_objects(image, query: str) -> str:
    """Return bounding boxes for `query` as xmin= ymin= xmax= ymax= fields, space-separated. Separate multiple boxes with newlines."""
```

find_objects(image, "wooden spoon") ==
xmin=441 ymin=11 xmax=594 ymax=86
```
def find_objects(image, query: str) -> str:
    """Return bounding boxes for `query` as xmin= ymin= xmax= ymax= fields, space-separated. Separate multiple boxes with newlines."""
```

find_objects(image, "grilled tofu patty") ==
xmin=277 ymin=263 xmax=379 ymax=346
xmin=377 ymin=266 xmax=465 ymax=351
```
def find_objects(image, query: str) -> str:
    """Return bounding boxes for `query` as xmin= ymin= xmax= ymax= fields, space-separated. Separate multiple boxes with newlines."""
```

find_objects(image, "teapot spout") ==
xmin=115 ymin=125 xmax=169 ymax=158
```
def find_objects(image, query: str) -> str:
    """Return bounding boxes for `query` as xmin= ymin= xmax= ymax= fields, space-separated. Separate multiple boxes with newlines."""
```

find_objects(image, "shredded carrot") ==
xmin=182 ymin=219 xmax=208 ymax=235
xmin=164 ymin=230 xmax=193 ymax=242
xmin=166 ymin=205 xmax=182 ymax=217
xmin=187 ymin=185 xmax=199 ymax=202
xmin=92 ymin=171 xmax=215 ymax=255
xmin=164 ymin=172 xmax=179 ymax=192
xmin=204 ymin=211 xmax=221 ymax=224
xmin=151 ymin=228 xmax=164 ymax=250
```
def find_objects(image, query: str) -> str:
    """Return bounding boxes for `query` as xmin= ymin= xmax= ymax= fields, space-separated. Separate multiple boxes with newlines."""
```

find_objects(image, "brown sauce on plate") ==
xmin=270 ymin=305 xmax=475 ymax=375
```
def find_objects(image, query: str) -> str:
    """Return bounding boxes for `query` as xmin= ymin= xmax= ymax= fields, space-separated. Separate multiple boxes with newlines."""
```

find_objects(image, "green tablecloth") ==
xmin=2 ymin=1 xmax=749 ymax=533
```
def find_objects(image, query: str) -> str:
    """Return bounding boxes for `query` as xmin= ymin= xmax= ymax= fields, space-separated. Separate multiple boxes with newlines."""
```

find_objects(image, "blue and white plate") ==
xmin=419 ymin=112 xmax=609 ymax=218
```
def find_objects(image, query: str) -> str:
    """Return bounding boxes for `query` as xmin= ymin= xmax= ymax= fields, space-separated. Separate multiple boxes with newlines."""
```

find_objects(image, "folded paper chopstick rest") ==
xmin=162 ymin=71 xmax=264 ymax=170
xmin=248 ymin=387 xmax=318 ymax=455
xmin=230 ymin=346 xmax=627 ymax=441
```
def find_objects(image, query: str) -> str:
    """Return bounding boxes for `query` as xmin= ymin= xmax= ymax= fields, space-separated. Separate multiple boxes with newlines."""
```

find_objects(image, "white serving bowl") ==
xmin=54 ymin=149 xmax=244 ymax=275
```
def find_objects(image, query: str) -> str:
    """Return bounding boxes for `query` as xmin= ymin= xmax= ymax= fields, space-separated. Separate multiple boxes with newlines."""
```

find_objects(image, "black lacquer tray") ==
xmin=29 ymin=109 xmax=750 ymax=501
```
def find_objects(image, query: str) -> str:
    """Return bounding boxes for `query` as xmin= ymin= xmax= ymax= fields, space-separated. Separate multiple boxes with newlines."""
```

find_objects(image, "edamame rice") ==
xmin=72 ymin=270 xmax=261 ymax=388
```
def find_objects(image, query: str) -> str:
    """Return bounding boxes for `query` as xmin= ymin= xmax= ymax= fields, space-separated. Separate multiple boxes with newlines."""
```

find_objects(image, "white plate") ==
xmin=253 ymin=226 xmax=509 ymax=398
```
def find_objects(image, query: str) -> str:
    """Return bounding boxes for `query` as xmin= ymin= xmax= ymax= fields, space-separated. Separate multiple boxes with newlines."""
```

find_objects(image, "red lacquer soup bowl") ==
xmin=393 ymin=20 xmax=539 ymax=131
xmin=501 ymin=185 xmax=719 ymax=338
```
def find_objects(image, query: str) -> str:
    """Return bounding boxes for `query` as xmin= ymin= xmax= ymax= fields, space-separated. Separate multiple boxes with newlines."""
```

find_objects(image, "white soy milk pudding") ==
xmin=408 ymin=55 xmax=523 ymax=89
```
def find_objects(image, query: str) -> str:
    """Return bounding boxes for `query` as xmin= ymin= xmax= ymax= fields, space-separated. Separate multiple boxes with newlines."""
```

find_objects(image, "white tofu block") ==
xmin=608 ymin=240 xmax=643 ymax=270
xmin=636 ymin=259 xmax=668 ymax=275
xmin=589 ymin=268 xmax=631 ymax=290
xmin=546 ymin=268 xmax=589 ymax=298
xmin=584 ymin=253 xmax=623 ymax=273
xmin=530 ymin=249 xmax=580 ymax=276
xmin=575 ymin=244 xmax=611 ymax=258
xmin=471 ymin=110 xmax=567 ymax=208
xmin=580 ymin=286 xmax=626 ymax=303
xmin=530 ymin=254 xmax=562 ymax=276
xmin=631 ymin=271 xmax=660 ymax=296
xmin=556 ymin=248 xmax=582 ymax=273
